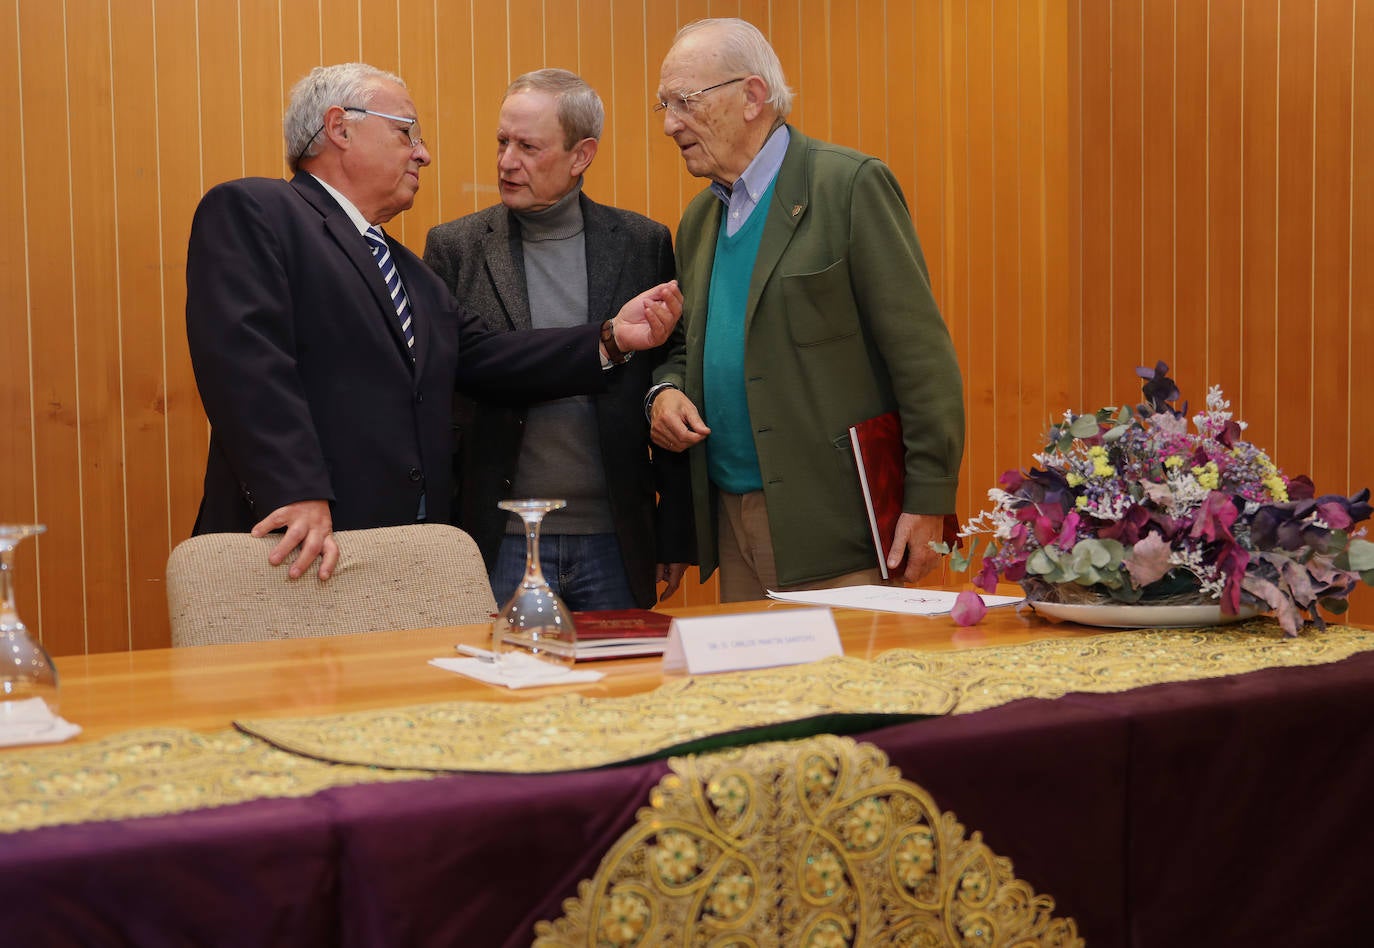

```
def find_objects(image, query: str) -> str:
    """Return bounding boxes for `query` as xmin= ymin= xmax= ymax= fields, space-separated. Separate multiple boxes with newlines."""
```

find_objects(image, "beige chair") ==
xmin=166 ymin=523 xmax=496 ymax=647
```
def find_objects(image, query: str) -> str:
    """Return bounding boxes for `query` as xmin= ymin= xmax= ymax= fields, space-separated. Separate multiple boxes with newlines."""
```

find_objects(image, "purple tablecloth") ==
xmin=4 ymin=651 xmax=1373 ymax=947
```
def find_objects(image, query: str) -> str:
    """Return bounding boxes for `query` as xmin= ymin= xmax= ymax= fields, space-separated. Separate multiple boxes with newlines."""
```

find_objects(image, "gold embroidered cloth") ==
xmin=0 ymin=727 xmax=431 ymax=834
xmin=237 ymin=654 xmax=959 ymax=773
xmin=237 ymin=619 xmax=1374 ymax=771
xmin=534 ymin=734 xmax=1083 ymax=947
xmin=4 ymin=620 xmax=1372 ymax=834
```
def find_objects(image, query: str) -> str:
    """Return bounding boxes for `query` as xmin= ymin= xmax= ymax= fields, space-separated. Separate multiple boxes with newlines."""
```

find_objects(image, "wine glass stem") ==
xmin=522 ymin=513 xmax=548 ymax=586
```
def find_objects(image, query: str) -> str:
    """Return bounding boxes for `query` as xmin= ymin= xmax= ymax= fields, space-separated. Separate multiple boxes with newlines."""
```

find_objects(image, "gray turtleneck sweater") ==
xmin=506 ymin=186 xmax=613 ymax=536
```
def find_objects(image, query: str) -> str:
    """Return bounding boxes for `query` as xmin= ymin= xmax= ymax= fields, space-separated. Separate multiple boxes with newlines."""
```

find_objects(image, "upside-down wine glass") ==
xmin=491 ymin=500 xmax=577 ymax=669
xmin=0 ymin=524 xmax=60 ymax=730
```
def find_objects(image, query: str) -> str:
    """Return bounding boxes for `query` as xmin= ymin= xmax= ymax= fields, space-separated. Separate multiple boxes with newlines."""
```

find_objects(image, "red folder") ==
xmin=848 ymin=413 xmax=961 ymax=581
xmin=848 ymin=412 xmax=907 ymax=579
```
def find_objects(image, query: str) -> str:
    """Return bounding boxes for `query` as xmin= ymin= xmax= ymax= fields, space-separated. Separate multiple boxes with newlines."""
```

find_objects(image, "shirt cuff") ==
xmin=644 ymin=381 xmax=680 ymax=420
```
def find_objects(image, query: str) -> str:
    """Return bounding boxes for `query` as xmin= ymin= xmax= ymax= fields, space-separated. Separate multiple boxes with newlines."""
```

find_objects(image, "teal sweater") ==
xmin=703 ymin=180 xmax=775 ymax=493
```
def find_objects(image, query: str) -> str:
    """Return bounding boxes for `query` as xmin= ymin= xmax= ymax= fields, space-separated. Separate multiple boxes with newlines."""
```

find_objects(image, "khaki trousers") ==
xmin=717 ymin=490 xmax=890 ymax=602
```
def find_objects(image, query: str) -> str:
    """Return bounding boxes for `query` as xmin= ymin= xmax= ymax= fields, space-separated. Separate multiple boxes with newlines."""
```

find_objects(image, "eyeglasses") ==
xmin=344 ymin=107 xmax=425 ymax=149
xmin=653 ymin=77 xmax=747 ymax=116
xmin=295 ymin=106 xmax=426 ymax=164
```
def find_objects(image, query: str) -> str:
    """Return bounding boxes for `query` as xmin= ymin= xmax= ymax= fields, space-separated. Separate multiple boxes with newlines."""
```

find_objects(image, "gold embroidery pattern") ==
xmin=880 ymin=620 xmax=1374 ymax=714
xmin=236 ymin=656 xmax=959 ymax=773
xmin=531 ymin=735 xmax=1082 ymax=947
xmin=0 ymin=727 xmax=432 ymax=834
xmin=236 ymin=620 xmax=1374 ymax=774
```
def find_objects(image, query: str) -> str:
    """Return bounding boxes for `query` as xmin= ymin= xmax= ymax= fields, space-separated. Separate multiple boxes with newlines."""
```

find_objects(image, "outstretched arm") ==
xmin=607 ymin=280 xmax=683 ymax=355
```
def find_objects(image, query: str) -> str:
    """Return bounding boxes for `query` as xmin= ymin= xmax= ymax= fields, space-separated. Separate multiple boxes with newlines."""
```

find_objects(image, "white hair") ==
xmin=284 ymin=63 xmax=406 ymax=172
xmin=672 ymin=18 xmax=793 ymax=117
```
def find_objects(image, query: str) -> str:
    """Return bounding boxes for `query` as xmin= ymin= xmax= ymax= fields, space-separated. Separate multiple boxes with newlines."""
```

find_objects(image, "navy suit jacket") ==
xmin=186 ymin=174 xmax=604 ymax=534
xmin=424 ymin=194 xmax=694 ymax=607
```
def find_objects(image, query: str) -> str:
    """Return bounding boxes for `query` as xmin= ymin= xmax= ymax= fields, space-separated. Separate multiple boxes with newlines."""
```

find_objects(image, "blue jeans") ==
xmin=490 ymin=533 xmax=637 ymax=611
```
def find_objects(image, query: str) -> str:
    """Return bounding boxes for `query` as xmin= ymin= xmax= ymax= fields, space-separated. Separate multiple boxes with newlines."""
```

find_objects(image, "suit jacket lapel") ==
xmin=747 ymin=125 xmax=808 ymax=332
xmin=483 ymin=210 xmax=532 ymax=330
xmin=291 ymin=175 xmax=417 ymax=367
xmin=354 ymin=223 xmax=422 ymax=371
xmin=582 ymin=194 xmax=625 ymax=323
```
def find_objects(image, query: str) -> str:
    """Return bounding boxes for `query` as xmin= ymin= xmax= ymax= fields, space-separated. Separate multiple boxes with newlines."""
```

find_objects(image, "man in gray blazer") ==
xmin=424 ymin=69 xmax=694 ymax=610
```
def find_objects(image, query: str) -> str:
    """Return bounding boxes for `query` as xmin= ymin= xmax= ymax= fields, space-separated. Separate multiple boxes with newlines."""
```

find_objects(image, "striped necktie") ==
xmin=364 ymin=226 xmax=415 ymax=353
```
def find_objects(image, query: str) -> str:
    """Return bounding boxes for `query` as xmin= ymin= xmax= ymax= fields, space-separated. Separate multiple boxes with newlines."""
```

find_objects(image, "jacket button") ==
xmin=409 ymin=468 xmax=423 ymax=482
xmin=416 ymin=392 xmax=424 ymax=404
xmin=503 ymin=478 xmax=512 ymax=489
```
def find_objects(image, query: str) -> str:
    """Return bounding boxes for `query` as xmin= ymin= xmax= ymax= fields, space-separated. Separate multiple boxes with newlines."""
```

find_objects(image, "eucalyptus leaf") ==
xmin=1068 ymin=415 xmax=1100 ymax=439
xmin=1345 ymin=538 xmax=1374 ymax=572
xmin=1026 ymin=548 xmax=1057 ymax=576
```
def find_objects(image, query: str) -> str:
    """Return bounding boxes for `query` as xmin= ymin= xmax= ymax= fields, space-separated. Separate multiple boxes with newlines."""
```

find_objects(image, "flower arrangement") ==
xmin=942 ymin=362 xmax=1374 ymax=635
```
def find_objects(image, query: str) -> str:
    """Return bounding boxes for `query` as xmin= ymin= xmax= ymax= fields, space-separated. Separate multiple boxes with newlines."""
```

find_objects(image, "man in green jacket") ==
xmin=648 ymin=17 xmax=965 ymax=601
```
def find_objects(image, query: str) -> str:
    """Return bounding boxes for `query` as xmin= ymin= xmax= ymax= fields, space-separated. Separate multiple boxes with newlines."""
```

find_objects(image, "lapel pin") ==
xmin=791 ymin=204 xmax=803 ymax=217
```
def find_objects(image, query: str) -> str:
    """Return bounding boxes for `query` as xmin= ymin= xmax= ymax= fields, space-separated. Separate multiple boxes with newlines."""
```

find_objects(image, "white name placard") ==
xmin=661 ymin=607 xmax=842 ymax=675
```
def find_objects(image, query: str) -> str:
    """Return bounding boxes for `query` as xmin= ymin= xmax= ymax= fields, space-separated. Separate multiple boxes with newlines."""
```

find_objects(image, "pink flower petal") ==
xmin=950 ymin=590 xmax=988 ymax=626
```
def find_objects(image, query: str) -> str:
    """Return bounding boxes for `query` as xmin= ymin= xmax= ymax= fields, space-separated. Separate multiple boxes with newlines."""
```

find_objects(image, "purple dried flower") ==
xmin=944 ymin=360 xmax=1373 ymax=635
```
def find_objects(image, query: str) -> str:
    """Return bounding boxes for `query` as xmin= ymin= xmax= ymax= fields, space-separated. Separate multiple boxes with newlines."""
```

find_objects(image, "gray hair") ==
xmin=284 ymin=63 xmax=406 ymax=172
xmin=505 ymin=68 xmax=604 ymax=147
xmin=672 ymin=18 xmax=793 ymax=118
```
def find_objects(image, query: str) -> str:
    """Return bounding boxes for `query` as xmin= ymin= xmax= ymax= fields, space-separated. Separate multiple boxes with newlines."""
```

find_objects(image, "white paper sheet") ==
xmin=765 ymin=585 xmax=1023 ymax=616
xmin=429 ymin=654 xmax=605 ymax=690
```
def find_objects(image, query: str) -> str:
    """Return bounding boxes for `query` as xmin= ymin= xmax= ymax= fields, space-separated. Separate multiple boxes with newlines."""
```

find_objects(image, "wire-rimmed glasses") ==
xmin=343 ymin=107 xmax=425 ymax=149
xmin=294 ymin=105 xmax=426 ymax=164
xmin=653 ymin=77 xmax=747 ymax=116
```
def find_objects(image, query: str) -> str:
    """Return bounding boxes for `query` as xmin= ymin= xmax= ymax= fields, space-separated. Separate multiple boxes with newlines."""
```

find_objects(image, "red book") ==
xmin=849 ymin=412 xmax=962 ymax=581
xmin=849 ymin=412 xmax=907 ymax=579
xmin=571 ymin=609 xmax=673 ymax=661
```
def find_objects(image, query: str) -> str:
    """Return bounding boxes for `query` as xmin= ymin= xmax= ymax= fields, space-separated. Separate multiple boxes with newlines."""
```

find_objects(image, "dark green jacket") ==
xmin=655 ymin=127 xmax=964 ymax=585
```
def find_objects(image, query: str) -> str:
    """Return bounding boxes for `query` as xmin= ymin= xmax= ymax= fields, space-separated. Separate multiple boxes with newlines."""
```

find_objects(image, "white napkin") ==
xmin=429 ymin=654 xmax=605 ymax=690
xmin=0 ymin=697 xmax=83 ymax=747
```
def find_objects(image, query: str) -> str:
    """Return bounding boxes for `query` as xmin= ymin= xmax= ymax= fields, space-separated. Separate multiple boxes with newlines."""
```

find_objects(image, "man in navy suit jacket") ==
xmin=185 ymin=63 xmax=681 ymax=580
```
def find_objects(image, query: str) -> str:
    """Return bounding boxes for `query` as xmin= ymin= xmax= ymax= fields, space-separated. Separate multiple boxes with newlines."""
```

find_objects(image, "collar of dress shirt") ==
xmin=710 ymin=125 xmax=790 ymax=234
xmin=309 ymin=173 xmax=374 ymax=236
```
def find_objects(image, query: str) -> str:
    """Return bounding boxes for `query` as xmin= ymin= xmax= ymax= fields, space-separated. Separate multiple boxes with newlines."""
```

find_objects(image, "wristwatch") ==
xmin=600 ymin=318 xmax=630 ymax=365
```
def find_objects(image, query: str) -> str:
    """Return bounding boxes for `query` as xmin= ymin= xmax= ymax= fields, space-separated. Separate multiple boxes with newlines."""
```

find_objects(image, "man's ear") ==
xmin=321 ymin=106 xmax=352 ymax=150
xmin=742 ymin=75 xmax=769 ymax=121
xmin=569 ymin=137 xmax=599 ymax=177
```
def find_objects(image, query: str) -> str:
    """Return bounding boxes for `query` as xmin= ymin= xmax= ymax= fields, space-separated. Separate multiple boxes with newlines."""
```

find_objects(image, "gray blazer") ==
xmin=424 ymin=192 xmax=694 ymax=607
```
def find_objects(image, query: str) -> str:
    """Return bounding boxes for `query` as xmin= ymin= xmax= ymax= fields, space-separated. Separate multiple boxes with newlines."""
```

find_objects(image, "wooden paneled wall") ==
xmin=1073 ymin=0 xmax=1374 ymax=625
xmin=3 ymin=1 xmax=1369 ymax=656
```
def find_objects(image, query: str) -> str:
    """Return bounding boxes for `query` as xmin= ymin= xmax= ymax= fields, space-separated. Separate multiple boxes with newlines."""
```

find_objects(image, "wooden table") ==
xmin=7 ymin=598 xmax=1373 ymax=948
xmin=51 ymin=594 xmax=1091 ymax=742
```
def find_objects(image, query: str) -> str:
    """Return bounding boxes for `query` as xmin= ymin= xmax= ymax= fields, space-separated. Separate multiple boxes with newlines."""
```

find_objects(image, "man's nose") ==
xmin=415 ymin=142 xmax=432 ymax=166
xmin=662 ymin=108 xmax=683 ymax=135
